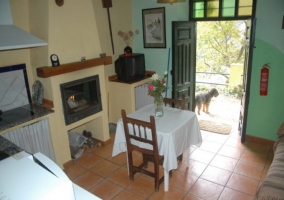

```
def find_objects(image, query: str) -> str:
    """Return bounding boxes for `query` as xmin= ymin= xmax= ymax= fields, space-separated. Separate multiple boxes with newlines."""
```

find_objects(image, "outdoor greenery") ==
xmin=196 ymin=21 xmax=246 ymax=99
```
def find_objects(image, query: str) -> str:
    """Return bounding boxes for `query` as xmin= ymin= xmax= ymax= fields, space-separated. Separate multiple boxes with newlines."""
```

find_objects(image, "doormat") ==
xmin=199 ymin=120 xmax=232 ymax=135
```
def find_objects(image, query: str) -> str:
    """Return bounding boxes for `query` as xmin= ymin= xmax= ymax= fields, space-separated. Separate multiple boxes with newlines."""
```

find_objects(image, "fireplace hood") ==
xmin=0 ymin=0 xmax=47 ymax=51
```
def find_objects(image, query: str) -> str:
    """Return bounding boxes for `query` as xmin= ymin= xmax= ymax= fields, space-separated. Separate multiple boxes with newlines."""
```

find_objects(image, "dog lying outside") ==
xmin=195 ymin=88 xmax=219 ymax=115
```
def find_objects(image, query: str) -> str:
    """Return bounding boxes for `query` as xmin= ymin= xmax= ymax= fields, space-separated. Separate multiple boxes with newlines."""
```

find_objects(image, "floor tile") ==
xmin=229 ymin=129 xmax=242 ymax=139
xmin=219 ymin=187 xmax=254 ymax=200
xmin=74 ymin=152 xmax=104 ymax=169
xmin=225 ymin=137 xmax=247 ymax=149
xmin=199 ymin=140 xmax=223 ymax=153
xmin=261 ymin=167 xmax=269 ymax=181
xmin=148 ymin=186 xmax=186 ymax=200
xmin=210 ymin=154 xmax=238 ymax=171
xmin=226 ymin=173 xmax=259 ymax=196
xmin=64 ymin=164 xmax=87 ymax=180
xmin=245 ymin=141 xmax=271 ymax=156
xmin=204 ymin=132 xmax=229 ymax=144
xmin=112 ymin=189 xmax=145 ymax=200
xmin=89 ymin=179 xmax=123 ymax=200
xmin=169 ymin=169 xmax=198 ymax=191
xmin=126 ymin=175 xmax=156 ymax=198
xmin=73 ymin=171 xmax=104 ymax=190
xmin=190 ymin=149 xmax=215 ymax=164
xmin=92 ymin=144 xmax=113 ymax=158
xmin=107 ymin=167 xmax=139 ymax=187
xmin=107 ymin=152 xmax=127 ymax=166
xmin=90 ymin=160 xmax=120 ymax=178
xmin=201 ymin=130 xmax=210 ymax=139
xmin=183 ymin=193 xmax=203 ymax=200
xmin=240 ymin=150 xmax=267 ymax=166
xmin=178 ymin=160 xmax=207 ymax=177
xmin=218 ymin=145 xmax=244 ymax=159
xmin=265 ymin=152 xmax=273 ymax=168
xmin=189 ymin=178 xmax=224 ymax=200
xmin=234 ymin=161 xmax=264 ymax=179
xmin=63 ymin=129 xmax=269 ymax=199
xmin=200 ymin=165 xmax=232 ymax=185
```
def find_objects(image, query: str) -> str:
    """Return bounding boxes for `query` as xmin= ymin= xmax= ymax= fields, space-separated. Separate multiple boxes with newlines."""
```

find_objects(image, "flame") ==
xmin=70 ymin=95 xmax=75 ymax=101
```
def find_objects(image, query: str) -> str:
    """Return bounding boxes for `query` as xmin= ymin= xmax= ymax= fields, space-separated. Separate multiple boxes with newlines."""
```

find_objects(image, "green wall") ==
xmin=132 ymin=0 xmax=188 ymax=97
xmin=247 ymin=0 xmax=284 ymax=141
xmin=132 ymin=0 xmax=284 ymax=141
xmin=247 ymin=39 xmax=284 ymax=140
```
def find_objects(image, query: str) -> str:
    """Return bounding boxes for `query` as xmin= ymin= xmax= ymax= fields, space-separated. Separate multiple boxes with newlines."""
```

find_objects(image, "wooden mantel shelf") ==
xmin=36 ymin=56 xmax=112 ymax=78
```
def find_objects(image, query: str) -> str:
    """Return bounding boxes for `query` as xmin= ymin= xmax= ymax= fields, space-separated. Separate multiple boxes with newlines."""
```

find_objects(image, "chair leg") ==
xmin=128 ymin=151 xmax=134 ymax=181
xmin=154 ymin=159 xmax=160 ymax=191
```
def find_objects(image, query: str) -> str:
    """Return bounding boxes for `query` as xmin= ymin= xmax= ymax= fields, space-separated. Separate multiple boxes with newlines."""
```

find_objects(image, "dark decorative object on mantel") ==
xmin=55 ymin=0 xmax=64 ymax=6
xmin=124 ymin=46 xmax=132 ymax=56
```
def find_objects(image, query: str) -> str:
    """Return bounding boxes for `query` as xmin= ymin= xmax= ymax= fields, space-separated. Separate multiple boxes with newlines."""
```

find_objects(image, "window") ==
xmin=190 ymin=0 xmax=256 ymax=20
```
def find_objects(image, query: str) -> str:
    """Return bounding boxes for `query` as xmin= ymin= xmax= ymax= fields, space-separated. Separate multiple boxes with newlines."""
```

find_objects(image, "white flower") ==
xmin=151 ymin=74 xmax=159 ymax=81
xmin=164 ymin=71 xmax=168 ymax=75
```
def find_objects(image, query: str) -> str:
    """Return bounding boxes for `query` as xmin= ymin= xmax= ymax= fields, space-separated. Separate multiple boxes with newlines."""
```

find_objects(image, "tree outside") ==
xmin=196 ymin=20 xmax=246 ymax=99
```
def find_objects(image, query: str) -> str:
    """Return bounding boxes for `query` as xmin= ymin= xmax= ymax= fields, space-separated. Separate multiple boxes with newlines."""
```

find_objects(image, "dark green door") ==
xmin=172 ymin=21 xmax=196 ymax=111
xmin=239 ymin=18 xmax=256 ymax=142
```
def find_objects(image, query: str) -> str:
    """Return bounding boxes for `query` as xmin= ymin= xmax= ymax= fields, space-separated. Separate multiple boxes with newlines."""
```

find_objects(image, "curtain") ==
xmin=2 ymin=118 xmax=55 ymax=162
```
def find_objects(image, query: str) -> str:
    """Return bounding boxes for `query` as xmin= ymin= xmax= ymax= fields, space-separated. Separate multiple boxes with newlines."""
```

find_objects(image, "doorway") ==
xmin=172 ymin=19 xmax=254 ymax=138
xmin=195 ymin=20 xmax=246 ymax=134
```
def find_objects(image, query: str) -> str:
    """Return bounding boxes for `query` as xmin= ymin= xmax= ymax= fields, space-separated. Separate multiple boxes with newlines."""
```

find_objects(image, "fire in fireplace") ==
xmin=60 ymin=75 xmax=102 ymax=125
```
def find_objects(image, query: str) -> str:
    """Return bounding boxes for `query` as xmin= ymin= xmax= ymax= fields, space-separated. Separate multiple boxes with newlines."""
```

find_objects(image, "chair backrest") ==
xmin=163 ymin=94 xmax=185 ymax=110
xmin=121 ymin=109 xmax=159 ymax=157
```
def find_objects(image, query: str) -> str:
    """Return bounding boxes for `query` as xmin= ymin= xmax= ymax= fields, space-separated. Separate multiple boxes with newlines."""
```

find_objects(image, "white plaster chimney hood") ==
xmin=0 ymin=0 xmax=47 ymax=51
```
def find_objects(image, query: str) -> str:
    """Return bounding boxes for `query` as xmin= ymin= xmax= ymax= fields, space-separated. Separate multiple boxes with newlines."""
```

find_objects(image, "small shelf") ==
xmin=36 ymin=56 xmax=112 ymax=78
xmin=108 ymin=70 xmax=155 ymax=83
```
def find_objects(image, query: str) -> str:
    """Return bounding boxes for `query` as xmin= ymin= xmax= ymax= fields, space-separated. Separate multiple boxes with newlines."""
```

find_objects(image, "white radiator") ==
xmin=2 ymin=118 xmax=55 ymax=162
xmin=135 ymin=83 xmax=154 ymax=110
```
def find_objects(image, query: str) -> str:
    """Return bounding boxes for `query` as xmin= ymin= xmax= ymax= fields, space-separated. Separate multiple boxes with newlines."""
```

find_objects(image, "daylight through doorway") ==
xmin=195 ymin=20 xmax=246 ymax=134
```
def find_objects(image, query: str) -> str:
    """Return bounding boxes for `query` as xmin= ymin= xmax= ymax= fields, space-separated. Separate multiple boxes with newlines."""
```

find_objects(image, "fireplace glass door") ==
xmin=60 ymin=75 xmax=102 ymax=125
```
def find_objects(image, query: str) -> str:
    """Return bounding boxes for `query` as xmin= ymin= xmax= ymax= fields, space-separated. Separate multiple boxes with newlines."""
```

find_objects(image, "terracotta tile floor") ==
xmin=64 ymin=124 xmax=273 ymax=200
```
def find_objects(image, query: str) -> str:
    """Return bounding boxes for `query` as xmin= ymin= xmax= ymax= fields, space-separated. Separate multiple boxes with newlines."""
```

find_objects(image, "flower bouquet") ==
xmin=148 ymin=72 xmax=167 ymax=117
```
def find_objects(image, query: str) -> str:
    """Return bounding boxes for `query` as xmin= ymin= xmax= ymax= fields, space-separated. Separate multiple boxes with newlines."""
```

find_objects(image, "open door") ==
xmin=239 ymin=18 xmax=256 ymax=142
xmin=172 ymin=21 xmax=196 ymax=111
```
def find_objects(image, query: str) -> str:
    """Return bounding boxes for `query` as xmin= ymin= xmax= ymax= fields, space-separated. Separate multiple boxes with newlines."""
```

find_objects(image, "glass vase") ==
xmin=154 ymin=95 xmax=164 ymax=117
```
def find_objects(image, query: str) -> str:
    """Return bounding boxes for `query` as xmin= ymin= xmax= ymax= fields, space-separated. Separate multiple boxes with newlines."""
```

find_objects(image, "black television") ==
xmin=115 ymin=53 xmax=146 ymax=82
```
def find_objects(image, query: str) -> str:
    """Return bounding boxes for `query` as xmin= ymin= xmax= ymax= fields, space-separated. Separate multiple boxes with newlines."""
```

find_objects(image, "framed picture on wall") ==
xmin=142 ymin=7 xmax=166 ymax=48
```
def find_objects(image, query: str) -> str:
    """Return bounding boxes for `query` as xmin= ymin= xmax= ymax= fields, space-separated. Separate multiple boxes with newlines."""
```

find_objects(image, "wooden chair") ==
xmin=163 ymin=94 xmax=186 ymax=110
xmin=163 ymin=94 xmax=186 ymax=162
xmin=121 ymin=109 xmax=164 ymax=191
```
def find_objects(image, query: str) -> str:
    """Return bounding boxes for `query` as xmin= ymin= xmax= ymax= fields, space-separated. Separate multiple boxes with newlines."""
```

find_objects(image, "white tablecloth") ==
xmin=112 ymin=104 xmax=202 ymax=173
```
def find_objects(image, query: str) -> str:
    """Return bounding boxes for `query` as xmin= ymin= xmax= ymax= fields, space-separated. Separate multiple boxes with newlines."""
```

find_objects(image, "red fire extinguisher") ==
xmin=260 ymin=63 xmax=270 ymax=96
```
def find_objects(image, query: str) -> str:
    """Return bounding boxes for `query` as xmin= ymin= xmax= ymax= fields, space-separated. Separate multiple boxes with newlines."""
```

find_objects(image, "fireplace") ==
xmin=60 ymin=75 xmax=102 ymax=125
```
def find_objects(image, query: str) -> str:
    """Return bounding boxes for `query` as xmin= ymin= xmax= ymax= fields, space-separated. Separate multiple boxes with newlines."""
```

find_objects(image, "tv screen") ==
xmin=115 ymin=53 xmax=146 ymax=82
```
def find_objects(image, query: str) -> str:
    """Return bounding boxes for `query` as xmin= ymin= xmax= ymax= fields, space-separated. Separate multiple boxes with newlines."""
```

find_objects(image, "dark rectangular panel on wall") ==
xmin=102 ymin=0 xmax=112 ymax=8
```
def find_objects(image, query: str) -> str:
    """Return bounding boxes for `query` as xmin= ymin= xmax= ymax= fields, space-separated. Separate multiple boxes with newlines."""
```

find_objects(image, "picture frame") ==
xmin=142 ymin=7 xmax=166 ymax=48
